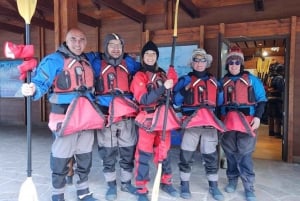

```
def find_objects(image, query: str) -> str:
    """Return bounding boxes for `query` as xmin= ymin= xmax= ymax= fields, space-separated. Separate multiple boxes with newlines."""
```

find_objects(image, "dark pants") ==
xmin=220 ymin=131 xmax=256 ymax=191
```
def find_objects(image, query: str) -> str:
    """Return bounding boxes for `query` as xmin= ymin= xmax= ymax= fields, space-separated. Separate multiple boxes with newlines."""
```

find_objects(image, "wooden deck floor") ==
xmin=253 ymin=124 xmax=282 ymax=161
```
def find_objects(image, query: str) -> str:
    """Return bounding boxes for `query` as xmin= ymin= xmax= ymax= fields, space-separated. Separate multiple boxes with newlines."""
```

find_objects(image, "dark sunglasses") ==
xmin=228 ymin=60 xmax=241 ymax=65
xmin=193 ymin=58 xmax=207 ymax=63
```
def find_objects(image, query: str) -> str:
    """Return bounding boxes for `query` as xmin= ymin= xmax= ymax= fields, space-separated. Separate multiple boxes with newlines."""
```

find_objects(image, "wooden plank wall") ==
xmin=0 ymin=16 xmax=300 ymax=162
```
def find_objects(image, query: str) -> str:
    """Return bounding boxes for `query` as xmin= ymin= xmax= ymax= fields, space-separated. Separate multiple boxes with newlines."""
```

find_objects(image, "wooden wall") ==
xmin=1 ymin=14 xmax=300 ymax=162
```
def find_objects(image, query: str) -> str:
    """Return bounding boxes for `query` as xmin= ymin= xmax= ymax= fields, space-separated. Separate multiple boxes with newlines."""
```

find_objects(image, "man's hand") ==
xmin=21 ymin=83 xmax=36 ymax=96
xmin=251 ymin=117 xmax=260 ymax=130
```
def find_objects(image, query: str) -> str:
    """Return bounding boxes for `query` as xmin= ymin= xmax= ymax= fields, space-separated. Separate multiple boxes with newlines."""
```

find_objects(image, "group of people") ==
xmin=20 ymin=27 xmax=267 ymax=201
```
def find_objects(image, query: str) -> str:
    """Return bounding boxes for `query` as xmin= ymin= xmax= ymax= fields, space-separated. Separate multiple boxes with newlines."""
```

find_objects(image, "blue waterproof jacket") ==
xmin=85 ymin=52 xmax=140 ymax=107
xmin=31 ymin=44 xmax=94 ymax=104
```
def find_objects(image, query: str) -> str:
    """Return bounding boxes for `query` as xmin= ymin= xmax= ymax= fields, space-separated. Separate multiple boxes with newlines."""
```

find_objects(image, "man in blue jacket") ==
xmin=86 ymin=33 xmax=140 ymax=201
xmin=21 ymin=28 xmax=102 ymax=201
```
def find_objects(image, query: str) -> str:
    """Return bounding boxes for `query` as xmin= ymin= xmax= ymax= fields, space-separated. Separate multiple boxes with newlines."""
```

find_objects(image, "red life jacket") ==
xmin=221 ymin=73 xmax=256 ymax=136
xmin=183 ymin=75 xmax=218 ymax=107
xmin=139 ymin=70 xmax=167 ymax=111
xmin=52 ymin=57 xmax=94 ymax=93
xmin=222 ymin=73 xmax=255 ymax=106
xmin=135 ymin=70 xmax=180 ymax=131
xmin=95 ymin=60 xmax=130 ymax=95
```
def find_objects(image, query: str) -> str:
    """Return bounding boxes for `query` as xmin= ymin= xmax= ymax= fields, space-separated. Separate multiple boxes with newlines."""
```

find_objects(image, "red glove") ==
xmin=167 ymin=65 xmax=178 ymax=85
xmin=4 ymin=41 xmax=34 ymax=59
xmin=18 ymin=58 xmax=37 ymax=80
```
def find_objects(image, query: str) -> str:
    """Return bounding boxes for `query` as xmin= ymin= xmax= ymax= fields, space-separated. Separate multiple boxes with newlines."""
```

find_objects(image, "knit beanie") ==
xmin=141 ymin=41 xmax=159 ymax=58
xmin=103 ymin=33 xmax=124 ymax=65
xmin=225 ymin=46 xmax=244 ymax=64
xmin=191 ymin=48 xmax=213 ymax=68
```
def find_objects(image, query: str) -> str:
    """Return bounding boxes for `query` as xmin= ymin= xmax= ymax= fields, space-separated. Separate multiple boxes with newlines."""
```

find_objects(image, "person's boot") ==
xmin=224 ymin=179 xmax=238 ymax=193
xmin=160 ymin=183 xmax=179 ymax=197
xmin=136 ymin=192 xmax=149 ymax=201
xmin=52 ymin=194 xmax=65 ymax=201
xmin=77 ymin=189 xmax=98 ymax=201
xmin=245 ymin=190 xmax=256 ymax=201
xmin=209 ymin=181 xmax=224 ymax=201
xmin=66 ymin=175 xmax=73 ymax=185
xmin=245 ymin=186 xmax=256 ymax=201
xmin=180 ymin=181 xmax=191 ymax=199
xmin=105 ymin=180 xmax=117 ymax=201
xmin=121 ymin=180 xmax=137 ymax=194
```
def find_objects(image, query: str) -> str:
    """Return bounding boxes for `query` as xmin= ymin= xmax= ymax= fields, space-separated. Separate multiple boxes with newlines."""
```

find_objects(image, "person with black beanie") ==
xmin=130 ymin=41 xmax=180 ymax=201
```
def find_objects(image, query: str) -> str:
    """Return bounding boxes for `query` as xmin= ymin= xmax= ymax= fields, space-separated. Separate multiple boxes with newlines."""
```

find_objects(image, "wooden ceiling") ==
xmin=0 ymin=0 xmax=266 ymax=33
xmin=0 ymin=0 xmax=287 ymax=57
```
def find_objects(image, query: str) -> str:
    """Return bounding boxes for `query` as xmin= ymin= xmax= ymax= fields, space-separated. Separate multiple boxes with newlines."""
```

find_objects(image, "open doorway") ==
xmin=220 ymin=35 xmax=288 ymax=161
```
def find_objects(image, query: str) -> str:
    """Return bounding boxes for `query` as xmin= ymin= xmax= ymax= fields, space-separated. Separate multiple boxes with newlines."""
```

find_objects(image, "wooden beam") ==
xmin=38 ymin=0 xmax=101 ymax=27
xmin=95 ymin=0 xmax=146 ymax=23
xmin=180 ymin=0 xmax=200 ymax=18
xmin=78 ymin=13 xmax=101 ymax=27
xmin=0 ymin=5 xmax=54 ymax=30
xmin=0 ymin=22 xmax=24 ymax=33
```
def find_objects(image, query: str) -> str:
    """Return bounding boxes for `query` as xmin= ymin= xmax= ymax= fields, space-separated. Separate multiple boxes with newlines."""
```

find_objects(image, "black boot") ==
xmin=106 ymin=180 xmax=117 ymax=201
xmin=180 ymin=181 xmax=191 ymax=199
xmin=77 ymin=189 xmax=98 ymax=201
xmin=121 ymin=180 xmax=137 ymax=194
xmin=52 ymin=194 xmax=65 ymax=201
xmin=209 ymin=181 xmax=224 ymax=201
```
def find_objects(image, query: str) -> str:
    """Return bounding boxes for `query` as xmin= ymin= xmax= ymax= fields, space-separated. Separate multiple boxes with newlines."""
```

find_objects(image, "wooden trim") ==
xmin=288 ymin=16 xmax=296 ymax=162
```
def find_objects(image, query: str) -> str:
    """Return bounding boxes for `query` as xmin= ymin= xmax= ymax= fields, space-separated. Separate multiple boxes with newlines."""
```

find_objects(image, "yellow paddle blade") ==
xmin=173 ymin=0 xmax=180 ymax=37
xmin=17 ymin=0 xmax=37 ymax=24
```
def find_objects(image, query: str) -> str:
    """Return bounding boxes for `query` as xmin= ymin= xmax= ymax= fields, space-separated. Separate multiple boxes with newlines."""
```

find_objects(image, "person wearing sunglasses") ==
xmin=173 ymin=48 xmax=225 ymax=200
xmin=218 ymin=47 xmax=267 ymax=201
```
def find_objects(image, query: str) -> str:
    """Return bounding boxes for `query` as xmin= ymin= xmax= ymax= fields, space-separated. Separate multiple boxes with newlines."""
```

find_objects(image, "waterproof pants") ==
xmin=97 ymin=118 xmax=137 ymax=183
xmin=135 ymin=127 xmax=173 ymax=194
xmin=220 ymin=131 xmax=257 ymax=192
xmin=179 ymin=127 xmax=219 ymax=182
xmin=51 ymin=130 xmax=94 ymax=196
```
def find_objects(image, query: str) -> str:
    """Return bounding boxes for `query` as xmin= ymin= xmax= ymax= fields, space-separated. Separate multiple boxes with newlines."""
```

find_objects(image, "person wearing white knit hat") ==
xmin=173 ymin=47 xmax=225 ymax=201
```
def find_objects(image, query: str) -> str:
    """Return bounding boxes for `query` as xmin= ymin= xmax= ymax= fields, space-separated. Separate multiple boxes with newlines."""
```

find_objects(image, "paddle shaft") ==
xmin=25 ymin=23 xmax=32 ymax=177
xmin=151 ymin=1 xmax=179 ymax=201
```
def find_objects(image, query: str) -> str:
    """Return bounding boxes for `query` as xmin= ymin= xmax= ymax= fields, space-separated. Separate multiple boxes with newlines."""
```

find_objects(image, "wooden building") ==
xmin=0 ymin=0 xmax=299 ymax=163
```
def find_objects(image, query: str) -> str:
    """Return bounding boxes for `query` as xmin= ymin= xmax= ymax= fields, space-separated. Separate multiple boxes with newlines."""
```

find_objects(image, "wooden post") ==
xmin=53 ymin=0 xmax=78 ymax=48
xmin=288 ymin=16 xmax=296 ymax=162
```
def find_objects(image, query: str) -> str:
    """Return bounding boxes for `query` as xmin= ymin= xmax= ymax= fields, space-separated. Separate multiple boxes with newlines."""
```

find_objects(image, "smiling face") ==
xmin=107 ymin=39 xmax=123 ymax=59
xmin=192 ymin=56 xmax=207 ymax=72
xmin=143 ymin=50 xmax=157 ymax=66
xmin=227 ymin=59 xmax=242 ymax=75
xmin=65 ymin=29 xmax=87 ymax=56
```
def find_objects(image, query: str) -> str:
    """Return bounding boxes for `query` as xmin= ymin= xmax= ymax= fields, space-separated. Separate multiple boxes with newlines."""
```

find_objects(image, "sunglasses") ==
xmin=193 ymin=58 xmax=207 ymax=63
xmin=228 ymin=60 xmax=241 ymax=65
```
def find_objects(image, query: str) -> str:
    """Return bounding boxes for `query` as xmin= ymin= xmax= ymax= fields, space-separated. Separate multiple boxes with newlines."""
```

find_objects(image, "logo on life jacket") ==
xmin=95 ymin=60 xmax=131 ymax=95
xmin=53 ymin=57 xmax=94 ymax=93
xmin=183 ymin=75 xmax=218 ymax=107
xmin=222 ymin=73 xmax=255 ymax=106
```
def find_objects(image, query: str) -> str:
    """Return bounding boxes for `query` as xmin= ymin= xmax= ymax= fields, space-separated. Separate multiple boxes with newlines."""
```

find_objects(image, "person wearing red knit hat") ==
xmin=218 ymin=46 xmax=267 ymax=201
